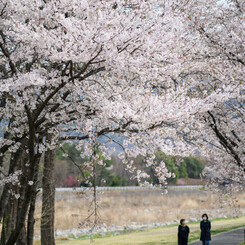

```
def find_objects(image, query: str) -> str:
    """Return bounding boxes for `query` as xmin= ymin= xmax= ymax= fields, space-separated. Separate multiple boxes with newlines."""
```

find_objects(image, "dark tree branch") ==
xmin=0 ymin=41 xmax=17 ymax=75
xmin=207 ymin=111 xmax=244 ymax=170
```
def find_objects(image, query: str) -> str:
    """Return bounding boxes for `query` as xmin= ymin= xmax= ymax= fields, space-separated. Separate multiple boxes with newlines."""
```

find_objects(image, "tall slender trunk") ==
xmin=27 ymin=197 xmax=37 ymax=245
xmin=16 ymin=226 xmax=27 ymax=245
xmin=0 ymin=200 xmax=11 ymax=245
xmin=41 ymin=147 xmax=56 ymax=245
xmin=27 ymin=157 xmax=40 ymax=245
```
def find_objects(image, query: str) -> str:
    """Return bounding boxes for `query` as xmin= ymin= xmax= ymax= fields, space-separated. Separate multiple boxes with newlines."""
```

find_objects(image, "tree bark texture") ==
xmin=27 ymin=161 xmax=40 ymax=245
xmin=41 ymin=147 xmax=56 ymax=245
xmin=0 ymin=143 xmax=25 ymax=223
xmin=5 ymin=154 xmax=41 ymax=245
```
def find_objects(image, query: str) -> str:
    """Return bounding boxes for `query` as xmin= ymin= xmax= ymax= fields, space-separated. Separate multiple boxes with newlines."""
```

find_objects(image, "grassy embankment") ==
xmin=34 ymin=189 xmax=245 ymax=233
xmin=52 ymin=216 xmax=245 ymax=245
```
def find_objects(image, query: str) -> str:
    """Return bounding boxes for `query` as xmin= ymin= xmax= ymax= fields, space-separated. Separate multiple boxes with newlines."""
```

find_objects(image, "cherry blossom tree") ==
xmin=186 ymin=97 xmax=245 ymax=201
xmin=174 ymin=0 xmax=245 ymax=198
xmin=0 ymin=0 xmax=243 ymax=244
xmin=0 ymin=1 xmax=194 ymax=244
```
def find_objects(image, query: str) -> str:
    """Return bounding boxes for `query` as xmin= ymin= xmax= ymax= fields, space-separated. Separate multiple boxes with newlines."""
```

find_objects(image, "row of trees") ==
xmin=0 ymin=0 xmax=244 ymax=244
xmin=55 ymin=143 xmax=204 ymax=187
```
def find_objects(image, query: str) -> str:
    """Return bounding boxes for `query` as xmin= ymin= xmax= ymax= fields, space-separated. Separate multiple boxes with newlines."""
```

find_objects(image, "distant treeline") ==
xmin=53 ymin=143 xmax=204 ymax=187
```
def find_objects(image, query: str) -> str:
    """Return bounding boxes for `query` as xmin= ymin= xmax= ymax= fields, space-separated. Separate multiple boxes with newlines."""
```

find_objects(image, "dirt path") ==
xmin=190 ymin=227 xmax=245 ymax=245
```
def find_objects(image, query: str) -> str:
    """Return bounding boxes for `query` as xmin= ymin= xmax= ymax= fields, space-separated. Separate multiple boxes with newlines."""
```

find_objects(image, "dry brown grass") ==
xmin=33 ymin=189 xmax=245 ymax=237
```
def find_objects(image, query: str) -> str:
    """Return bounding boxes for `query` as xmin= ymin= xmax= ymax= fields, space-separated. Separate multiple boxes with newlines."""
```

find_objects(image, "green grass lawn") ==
xmin=53 ymin=216 xmax=245 ymax=245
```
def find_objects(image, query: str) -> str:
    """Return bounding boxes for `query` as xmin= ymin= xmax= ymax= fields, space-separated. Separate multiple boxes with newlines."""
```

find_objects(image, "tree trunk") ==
xmin=41 ymin=147 xmax=56 ymax=245
xmin=16 ymin=226 xmax=27 ymax=245
xmin=27 ymin=161 xmax=40 ymax=245
xmin=0 ymin=142 xmax=25 ymax=223
xmin=27 ymin=198 xmax=36 ymax=245
xmin=0 ymin=200 xmax=12 ymax=245
xmin=5 ymin=153 xmax=41 ymax=245
xmin=0 ymin=147 xmax=25 ymax=245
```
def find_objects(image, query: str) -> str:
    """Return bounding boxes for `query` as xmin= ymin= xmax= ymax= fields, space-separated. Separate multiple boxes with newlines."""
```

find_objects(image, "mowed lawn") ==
xmin=57 ymin=216 xmax=245 ymax=245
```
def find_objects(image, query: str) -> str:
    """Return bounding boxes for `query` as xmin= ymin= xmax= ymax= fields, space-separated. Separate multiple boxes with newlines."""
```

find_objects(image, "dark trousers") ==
xmin=202 ymin=241 xmax=209 ymax=245
xmin=178 ymin=238 xmax=188 ymax=245
xmin=202 ymin=241 xmax=210 ymax=245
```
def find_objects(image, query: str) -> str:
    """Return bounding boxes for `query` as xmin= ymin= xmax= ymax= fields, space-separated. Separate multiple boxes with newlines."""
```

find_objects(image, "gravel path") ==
xmin=190 ymin=227 xmax=245 ymax=245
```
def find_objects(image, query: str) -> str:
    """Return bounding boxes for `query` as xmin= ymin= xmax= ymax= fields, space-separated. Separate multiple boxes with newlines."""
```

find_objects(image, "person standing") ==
xmin=178 ymin=219 xmax=190 ymax=245
xmin=200 ymin=213 xmax=211 ymax=245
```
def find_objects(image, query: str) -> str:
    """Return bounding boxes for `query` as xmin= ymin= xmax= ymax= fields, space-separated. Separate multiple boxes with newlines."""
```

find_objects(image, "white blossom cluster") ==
xmin=0 ymin=169 xmax=22 ymax=187
xmin=0 ymin=0 xmax=244 ymax=199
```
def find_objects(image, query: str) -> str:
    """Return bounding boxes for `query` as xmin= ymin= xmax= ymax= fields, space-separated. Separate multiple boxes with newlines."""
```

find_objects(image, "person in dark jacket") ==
xmin=178 ymin=219 xmax=190 ymax=245
xmin=200 ymin=213 xmax=211 ymax=245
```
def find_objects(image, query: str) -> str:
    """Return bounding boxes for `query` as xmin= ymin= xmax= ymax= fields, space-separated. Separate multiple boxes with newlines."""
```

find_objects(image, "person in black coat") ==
xmin=200 ymin=213 xmax=211 ymax=245
xmin=178 ymin=219 xmax=190 ymax=245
